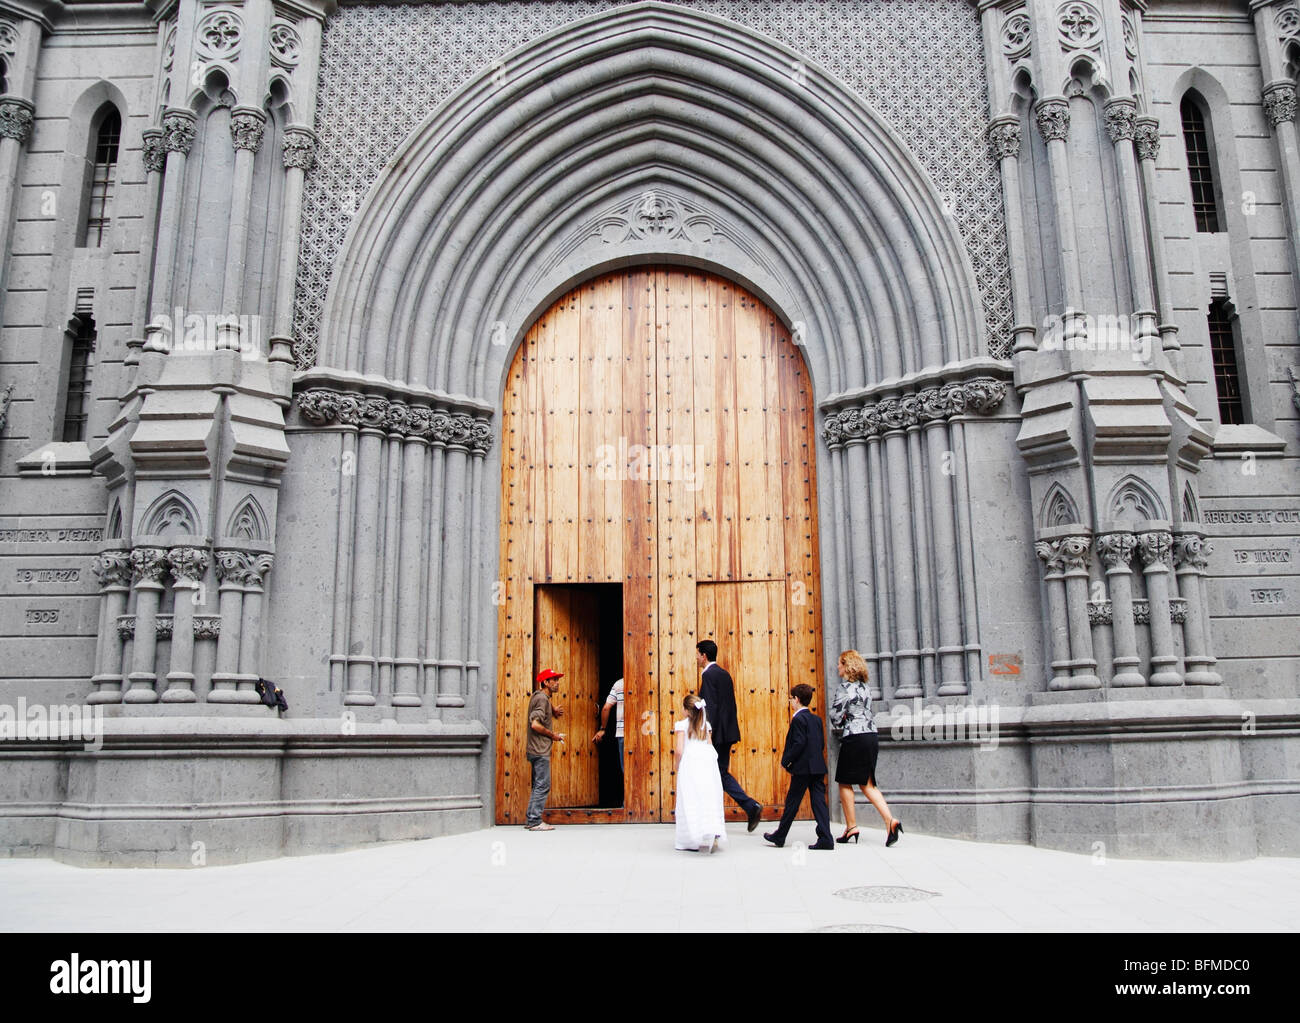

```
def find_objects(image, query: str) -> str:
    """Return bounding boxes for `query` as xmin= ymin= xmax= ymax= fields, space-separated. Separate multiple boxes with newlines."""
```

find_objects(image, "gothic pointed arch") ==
xmin=225 ymin=495 xmax=269 ymax=542
xmin=140 ymin=490 xmax=201 ymax=537
xmin=1107 ymin=475 xmax=1166 ymax=524
xmin=315 ymin=1 xmax=987 ymax=403
xmin=1040 ymin=483 xmax=1081 ymax=529
xmin=1182 ymin=483 xmax=1200 ymax=524
xmin=106 ymin=499 xmax=123 ymax=541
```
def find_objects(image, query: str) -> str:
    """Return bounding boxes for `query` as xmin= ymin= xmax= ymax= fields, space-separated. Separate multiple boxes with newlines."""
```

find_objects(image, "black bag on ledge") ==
xmin=255 ymin=678 xmax=289 ymax=712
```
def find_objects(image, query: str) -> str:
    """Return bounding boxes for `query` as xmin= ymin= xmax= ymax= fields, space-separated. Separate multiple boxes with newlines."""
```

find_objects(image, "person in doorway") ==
xmin=526 ymin=668 xmax=566 ymax=831
xmin=696 ymin=640 xmax=762 ymax=831
xmin=593 ymin=676 xmax=624 ymax=771
xmin=764 ymin=684 xmax=834 ymax=850
xmin=673 ymin=692 xmax=727 ymax=853
xmin=829 ymin=649 xmax=902 ymax=846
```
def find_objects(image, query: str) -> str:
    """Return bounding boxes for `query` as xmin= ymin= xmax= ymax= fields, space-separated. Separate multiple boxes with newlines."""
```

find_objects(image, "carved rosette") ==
xmin=1173 ymin=533 xmax=1212 ymax=572
xmin=1136 ymin=530 xmax=1173 ymax=570
xmin=162 ymin=110 xmax=197 ymax=155
xmin=1263 ymin=83 xmax=1297 ymax=129
xmin=1058 ymin=2 xmax=1102 ymax=50
xmin=142 ymin=128 xmax=166 ymax=174
xmin=1001 ymin=12 xmax=1031 ymax=59
xmin=1058 ymin=534 xmax=1092 ymax=574
xmin=91 ymin=551 xmax=133 ymax=589
xmin=293 ymin=387 xmax=495 ymax=455
xmin=196 ymin=9 xmax=242 ymax=62
xmin=193 ymin=615 xmax=222 ymax=639
xmin=0 ymin=98 xmax=35 ymax=144
xmin=1035 ymin=99 xmax=1071 ymax=143
xmin=282 ymin=127 xmax=316 ymax=171
xmin=1134 ymin=118 xmax=1161 ymax=162
xmin=230 ymin=109 xmax=266 ymax=152
xmin=117 ymin=615 xmax=136 ymax=640
xmin=1087 ymin=599 xmax=1113 ymax=627
xmin=821 ymin=377 xmax=1008 ymax=449
xmin=1103 ymin=99 xmax=1138 ymax=143
xmin=167 ymin=546 xmax=210 ymax=585
xmin=1096 ymin=532 xmax=1136 ymax=571
xmin=269 ymin=19 xmax=302 ymax=69
xmin=987 ymin=118 xmax=1021 ymax=162
xmin=130 ymin=547 xmax=171 ymax=585
xmin=154 ymin=614 xmax=174 ymax=640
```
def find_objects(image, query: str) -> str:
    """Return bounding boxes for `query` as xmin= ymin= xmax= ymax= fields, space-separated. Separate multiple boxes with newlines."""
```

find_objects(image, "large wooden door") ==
xmin=496 ymin=268 xmax=823 ymax=824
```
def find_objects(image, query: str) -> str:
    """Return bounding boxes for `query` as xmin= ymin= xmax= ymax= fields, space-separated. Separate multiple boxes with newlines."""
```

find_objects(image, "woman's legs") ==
xmin=837 ymin=783 xmax=858 ymax=832
xmin=860 ymin=781 xmax=896 ymax=827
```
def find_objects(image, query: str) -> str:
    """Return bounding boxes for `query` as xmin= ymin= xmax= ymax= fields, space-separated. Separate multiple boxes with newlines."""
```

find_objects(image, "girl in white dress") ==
xmin=673 ymin=693 xmax=727 ymax=853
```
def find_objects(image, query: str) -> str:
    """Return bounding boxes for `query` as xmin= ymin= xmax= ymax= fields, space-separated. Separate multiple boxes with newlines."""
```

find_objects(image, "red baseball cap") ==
xmin=536 ymin=668 xmax=564 ymax=683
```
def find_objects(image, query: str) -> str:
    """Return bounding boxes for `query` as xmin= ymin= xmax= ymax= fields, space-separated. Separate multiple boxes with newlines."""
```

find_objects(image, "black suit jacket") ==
xmin=699 ymin=662 xmax=742 ymax=748
xmin=781 ymin=708 xmax=828 ymax=776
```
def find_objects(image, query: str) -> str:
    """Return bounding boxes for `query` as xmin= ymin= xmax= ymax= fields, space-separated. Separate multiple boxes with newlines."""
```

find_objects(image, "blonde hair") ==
xmin=838 ymin=649 xmax=870 ymax=684
xmin=683 ymin=692 xmax=709 ymax=741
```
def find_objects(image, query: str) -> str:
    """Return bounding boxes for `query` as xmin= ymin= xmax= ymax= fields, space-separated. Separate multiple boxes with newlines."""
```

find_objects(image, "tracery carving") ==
xmin=117 ymin=615 xmax=136 ymax=640
xmin=167 ymin=546 xmax=210 ymax=584
xmin=1087 ymin=599 xmax=1112 ymax=627
xmin=154 ymin=614 xmax=174 ymax=640
xmin=1172 ymin=533 xmax=1211 ymax=572
xmin=1058 ymin=2 xmax=1102 ymax=51
xmin=196 ymin=9 xmax=242 ymax=62
xmin=269 ymin=19 xmax=302 ymax=69
xmin=0 ymin=18 xmax=19 ymax=58
xmin=1001 ymin=12 xmax=1031 ymax=59
xmin=1136 ymin=530 xmax=1172 ymax=569
xmin=193 ymin=615 xmax=222 ymax=639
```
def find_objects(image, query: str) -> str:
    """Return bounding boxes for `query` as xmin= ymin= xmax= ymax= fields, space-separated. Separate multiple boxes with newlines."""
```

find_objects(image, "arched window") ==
xmin=1206 ymin=297 xmax=1245 ymax=425
xmin=61 ymin=313 xmax=96 ymax=442
xmin=1180 ymin=96 xmax=1223 ymax=233
xmin=82 ymin=109 xmax=121 ymax=247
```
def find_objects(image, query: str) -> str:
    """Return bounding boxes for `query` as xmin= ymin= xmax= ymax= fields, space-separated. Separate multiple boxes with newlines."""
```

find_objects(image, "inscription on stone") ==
xmin=1249 ymin=589 xmax=1286 ymax=605
xmin=24 ymin=609 xmax=60 ymax=624
xmin=17 ymin=568 xmax=81 ymax=583
xmin=1233 ymin=549 xmax=1292 ymax=564
xmin=0 ymin=528 xmax=104 ymax=543
xmin=1205 ymin=509 xmax=1300 ymax=524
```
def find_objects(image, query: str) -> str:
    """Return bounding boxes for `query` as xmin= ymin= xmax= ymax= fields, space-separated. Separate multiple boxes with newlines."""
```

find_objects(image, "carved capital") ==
xmin=293 ymin=386 xmax=494 ymax=453
xmin=130 ymin=546 xmax=170 ymax=585
xmin=162 ymin=109 xmax=197 ymax=154
xmin=1035 ymin=539 xmax=1066 ymax=574
xmin=1096 ymin=532 xmax=1137 ymax=571
xmin=1059 ymin=534 xmax=1092 ymax=573
xmin=230 ymin=108 xmax=266 ymax=152
xmin=1173 ymin=532 xmax=1212 ymax=572
xmin=1136 ymin=530 xmax=1173 ymax=569
xmin=987 ymin=118 xmax=1021 ymax=161
xmin=282 ymin=127 xmax=316 ymax=170
xmin=1103 ymin=98 xmax=1138 ymax=143
xmin=117 ymin=614 xmax=136 ymax=640
xmin=1264 ymin=82 xmax=1297 ymax=129
xmin=0 ymin=97 xmax=34 ymax=144
xmin=1133 ymin=117 xmax=1161 ymax=161
xmin=1035 ymin=98 xmax=1071 ymax=143
xmin=214 ymin=549 xmax=254 ymax=586
xmin=1087 ymin=599 xmax=1113 ymax=627
xmin=142 ymin=128 xmax=166 ymax=174
xmin=821 ymin=413 xmax=845 ymax=449
xmin=167 ymin=546 xmax=210 ymax=585
xmin=154 ymin=614 xmax=174 ymax=640
xmin=962 ymin=377 xmax=1008 ymax=415
xmin=1132 ymin=598 xmax=1151 ymax=625
xmin=1169 ymin=598 xmax=1189 ymax=625
xmin=91 ymin=550 xmax=133 ymax=589
xmin=193 ymin=615 xmax=222 ymax=639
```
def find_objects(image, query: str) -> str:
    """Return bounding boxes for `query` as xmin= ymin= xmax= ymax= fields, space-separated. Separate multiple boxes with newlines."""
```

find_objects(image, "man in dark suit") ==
xmin=764 ymin=683 xmax=834 ymax=850
xmin=696 ymin=639 xmax=762 ymax=832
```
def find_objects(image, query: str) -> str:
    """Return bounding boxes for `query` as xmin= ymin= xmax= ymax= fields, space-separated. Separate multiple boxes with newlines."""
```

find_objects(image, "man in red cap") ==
xmin=526 ymin=668 xmax=566 ymax=830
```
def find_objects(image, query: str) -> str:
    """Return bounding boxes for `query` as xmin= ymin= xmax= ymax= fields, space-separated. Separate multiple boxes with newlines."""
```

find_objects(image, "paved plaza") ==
xmin=1 ymin=823 xmax=1295 ymax=932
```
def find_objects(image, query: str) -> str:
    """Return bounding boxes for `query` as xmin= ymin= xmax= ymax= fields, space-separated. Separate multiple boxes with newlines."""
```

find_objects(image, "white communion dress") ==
xmin=673 ymin=718 xmax=728 ymax=852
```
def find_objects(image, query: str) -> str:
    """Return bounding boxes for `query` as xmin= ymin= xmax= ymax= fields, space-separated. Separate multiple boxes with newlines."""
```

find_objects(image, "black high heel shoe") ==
xmin=836 ymin=827 xmax=860 ymax=844
xmin=886 ymin=819 xmax=903 ymax=847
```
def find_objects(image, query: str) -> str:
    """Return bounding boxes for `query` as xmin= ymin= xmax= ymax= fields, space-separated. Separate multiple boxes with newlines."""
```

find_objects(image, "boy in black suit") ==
xmin=764 ymin=684 xmax=834 ymax=850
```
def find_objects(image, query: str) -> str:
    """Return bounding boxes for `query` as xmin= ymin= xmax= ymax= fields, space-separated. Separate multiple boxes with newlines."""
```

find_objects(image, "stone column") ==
xmin=864 ymin=431 xmax=892 ymax=699
xmin=1035 ymin=538 xmax=1073 ymax=691
xmin=162 ymin=546 xmax=209 ymax=702
xmin=1060 ymin=534 xmax=1101 ymax=689
xmin=346 ymin=397 xmax=388 ymax=706
xmin=237 ymin=554 xmax=274 ymax=698
xmin=124 ymin=547 xmax=169 ymax=702
xmin=89 ymin=551 xmax=132 ymax=703
xmin=881 ymin=399 xmax=922 ymax=699
xmin=987 ymin=117 xmax=1037 ymax=353
xmin=1096 ymin=532 xmax=1144 ymax=686
xmin=210 ymin=550 xmax=248 ymax=703
xmin=1035 ymin=97 xmax=1086 ymax=321
xmin=436 ymin=415 xmax=473 ymax=711
xmin=1133 ymin=117 xmax=1181 ymax=354
xmin=393 ymin=406 xmax=430 ymax=708
xmin=1173 ymin=532 xmax=1222 ymax=685
xmin=463 ymin=418 xmax=493 ymax=709
xmin=220 ymin=108 xmax=266 ymax=338
xmin=822 ymin=422 xmax=854 ymax=662
xmin=1104 ymin=98 xmax=1160 ymax=353
xmin=423 ymin=429 xmax=448 ymax=698
xmin=377 ymin=407 xmax=405 ymax=703
xmin=1263 ymin=82 xmax=1300 ymax=328
xmin=1137 ymin=530 xmax=1182 ymax=686
xmin=903 ymin=401 xmax=936 ymax=693
xmin=842 ymin=410 xmax=880 ymax=689
xmin=920 ymin=391 xmax=966 ymax=695
xmin=149 ymin=109 xmax=197 ymax=328
xmin=268 ymin=127 xmax=316 ymax=363
xmin=0 ymin=96 xmax=34 ymax=282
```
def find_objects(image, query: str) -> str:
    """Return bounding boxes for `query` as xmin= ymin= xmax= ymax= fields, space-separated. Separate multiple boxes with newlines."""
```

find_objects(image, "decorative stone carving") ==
xmin=230 ymin=109 xmax=266 ymax=152
xmin=1276 ymin=5 xmax=1300 ymax=44
xmin=167 ymin=546 xmax=210 ymax=584
xmin=987 ymin=119 xmax=1020 ymax=161
xmin=821 ymin=377 xmax=1008 ymax=447
xmin=91 ymin=551 xmax=133 ymax=588
xmin=1035 ymin=539 xmax=1067 ymax=574
xmin=590 ymin=191 xmax=723 ymax=245
xmin=1132 ymin=598 xmax=1150 ymax=625
xmin=193 ymin=615 xmax=222 ymax=639
xmin=142 ymin=129 xmax=166 ymax=174
xmin=162 ymin=111 xmax=197 ymax=155
xmin=282 ymin=127 xmax=316 ymax=171
xmin=1136 ymin=530 xmax=1173 ymax=569
xmin=1122 ymin=14 xmax=1138 ymax=58
xmin=269 ymin=19 xmax=302 ymax=69
xmin=154 ymin=614 xmax=174 ymax=640
xmin=1035 ymin=99 xmax=1071 ymax=143
xmin=1001 ymin=12 xmax=1031 ymax=58
xmin=0 ymin=98 xmax=35 ymax=144
xmin=0 ymin=18 xmax=19 ymax=58
xmin=1134 ymin=117 xmax=1161 ymax=161
xmin=1058 ymin=534 xmax=1092 ymax=573
xmin=1104 ymin=99 xmax=1137 ymax=143
xmin=295 ymin=387 xmax=495 ymax=455
xmin=162 ymin=21 xmax=176 ymax=72
xmin=0 ymin=382 xmax=11 ymax=433
xmin=1173 ymin=533 xmax=1211 ymax=571
xmin=117 ymin=614 xmax=136 ymax=640
xmin=129 ymin=547 xmax=170 ymax=584
xmin=1058 ymin=2 xmax=1102 ymax=50
xmin=1087 ymin=599 xmax=1112 ymax=626
xmin=215 ymin=550 xmax=274 ymax=589
xmin=1263 ymin=83 xmax=1297 ymax=129
xmin=1169 ymin=598 xmax=1188 ymax=625
xmin=1096 ymin=532 xmax=1137 ymax=569
xmin=196 ymin=9 xmax=242 ymax=62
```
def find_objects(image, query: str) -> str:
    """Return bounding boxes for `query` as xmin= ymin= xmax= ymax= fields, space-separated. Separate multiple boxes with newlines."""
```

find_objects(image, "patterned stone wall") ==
xmin=293 ymin=0 xmax=1012 ymax=368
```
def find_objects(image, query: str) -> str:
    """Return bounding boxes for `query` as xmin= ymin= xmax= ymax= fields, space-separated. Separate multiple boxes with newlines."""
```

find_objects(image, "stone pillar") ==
xmin=822 ymin=426 xmax=854 ymax=669
xmin=268 ymin=127 xmax=317 ymax=362
xmin=220 ymin=108 xmax=266 ymax=330
xmin=1096 ymin=532 xmax=1144 ymax=686
xmin=1262 ymin=82 xmax=1300 ymax=330
xmin=1104 ymin=97 xmax=1160 ymax=353
xmin=882 ymin=400 xmax=922 ymax=699
xmin=843 ymin=414 xmax=879 ymax=690
xmin=0 ymin=95 xmax=34 ymax=281
xmin=89 ymin=551 xmax=132 ymax=704
xmin=237 ymin=554 xmax=274 ymax=698
xmin=920 ymin=394 xmax=966 ymax=695
xmin=377 ymin=408 xmax=405 ymax=703
xmin=903 ymin=404 xmax=936 ymax=693
xmin=1035 ymin=538 xmax=1073 ymax=691
xmin=346 ymin=398 xmax=388 ymax=706
xmin=393 ymin=406 xmax=430 ymax=708
xmin=210 ymin=550 xmax=248 ymax=703
xmin=423 ymin=433 xmax=447 ymax=699
xmin=987 ymin=117 xmax=1037 ymax=353
xmin=1133 ymin=117 xmax=1181 ymax=354
xmin=1060 ymin=534 xmax=1101 ymax=689
xmin=437 ymin=415 xmax=473 ymax=711
xmin=462 ymin=418 xmax=493 ymax=709
xmin=162 ymin=546 xmax=209 ymax=702
xmin=132 ymin=129 xmax=166 ymax=337
xmin=149 ymin=109 xmax=197 ymax=327
xmin=864 ymin=433 xmax=892 ymax=699
xmin=1034 ymin=97 xmax=1085 ymax=317
xmin=124 ymin=547 xmax=169 ymax=702
xmin=1137 ymin=530 xmax=1182 ymax=686
xmin=1173 ymin=532 xmax=1222 ymax=685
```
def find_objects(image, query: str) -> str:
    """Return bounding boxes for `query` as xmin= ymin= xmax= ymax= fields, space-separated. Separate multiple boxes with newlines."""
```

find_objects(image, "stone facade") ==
xmin=0 ymin=0 xmax=1296 ymax=865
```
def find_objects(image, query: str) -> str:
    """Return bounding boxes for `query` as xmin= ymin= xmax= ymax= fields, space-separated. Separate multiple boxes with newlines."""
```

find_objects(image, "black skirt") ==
xmin=834 ymin=731 xmax=880 ymax=786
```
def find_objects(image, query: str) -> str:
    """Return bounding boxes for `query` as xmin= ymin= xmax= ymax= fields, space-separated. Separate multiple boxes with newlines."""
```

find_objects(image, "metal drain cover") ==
xmin=810 ymin=923 xmax=918 ymax=933
xmin=834 ymin=885 xmax=938 ymax=904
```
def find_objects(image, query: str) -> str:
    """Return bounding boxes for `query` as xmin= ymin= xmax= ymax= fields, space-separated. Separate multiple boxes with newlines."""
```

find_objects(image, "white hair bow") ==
xmin=696 ymin=698 xmax=707 ymax=708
